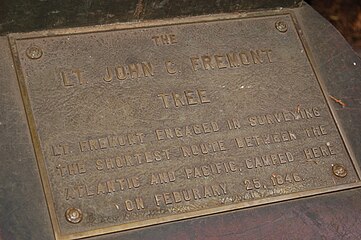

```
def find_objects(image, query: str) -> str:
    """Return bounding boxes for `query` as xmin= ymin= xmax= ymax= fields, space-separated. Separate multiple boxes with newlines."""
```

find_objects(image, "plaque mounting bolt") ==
xmin=65 ymin=207 xmax=83 ymax=224
xmin=275 ymin=21 xmax=288 ymax=33
xmin=332 ymin=164 xmax=347 ymax=178
xmin=26 ymin=45 xmax=43 ymax=59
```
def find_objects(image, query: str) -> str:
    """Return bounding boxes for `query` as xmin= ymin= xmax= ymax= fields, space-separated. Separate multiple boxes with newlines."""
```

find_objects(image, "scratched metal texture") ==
xmin=88 ymin=4 xmax=361 ymax=240
xmin=10 ymin=11 xmax=361 ymax=238
xmin=0 ymin=3 xmax=361 ymax=240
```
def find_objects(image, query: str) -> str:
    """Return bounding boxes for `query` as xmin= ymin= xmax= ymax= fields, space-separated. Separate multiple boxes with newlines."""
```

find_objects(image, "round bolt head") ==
xmin=332 ymin=164 xmax=347 ymax=178
xmin=26 ymin=45 xmax=43 ymax=59
xmin=275 ymin=21 xmax=288 ymax=33
xmin=65 ymin=207 xmax=83 ymax=224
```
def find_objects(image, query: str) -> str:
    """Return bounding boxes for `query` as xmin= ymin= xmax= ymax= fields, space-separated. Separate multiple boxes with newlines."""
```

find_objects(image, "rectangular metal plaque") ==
xmin=9 ymin=13 xmax=361 ymax=240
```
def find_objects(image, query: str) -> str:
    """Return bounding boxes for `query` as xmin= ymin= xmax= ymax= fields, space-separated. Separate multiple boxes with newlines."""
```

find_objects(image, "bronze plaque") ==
xmin=9 ymin=13 xmax=361 ymax=239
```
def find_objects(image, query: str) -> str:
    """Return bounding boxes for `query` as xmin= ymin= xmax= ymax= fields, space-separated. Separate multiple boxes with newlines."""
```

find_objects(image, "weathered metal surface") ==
xmin=1 ymin=2 xmax=361 ymax=240
xmin=7 ymin=11 xmax=361 ymax=239
xmin=0 ymin=0 xmax=302 ymax=36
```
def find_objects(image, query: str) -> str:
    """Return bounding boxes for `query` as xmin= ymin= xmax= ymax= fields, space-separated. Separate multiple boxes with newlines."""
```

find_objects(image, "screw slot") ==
xmin=65 ymin=207 xmax=83 ymax=224
xmin=26 ymin=45 xmax=43 ymax=59
xmin=332 ymin=164 xmax=347 ymax=178
xmin=275 ymin=21 xmax=288 ymax=33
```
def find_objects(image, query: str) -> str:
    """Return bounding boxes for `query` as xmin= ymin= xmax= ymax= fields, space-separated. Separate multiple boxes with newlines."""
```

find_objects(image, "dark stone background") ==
xmin=307 ymin=0 xmax=361 ymax=54
xmin=0 ymin=0 xmax=302 ymax=36
xmin=0 ymin=0 xmax=359 ymax=54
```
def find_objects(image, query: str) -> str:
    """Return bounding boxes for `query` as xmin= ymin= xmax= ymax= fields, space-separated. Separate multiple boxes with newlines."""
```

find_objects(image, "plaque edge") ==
xmin=7 ymin=36 xmax=63 ymax=240
xmin=8 ymin=10 xmax=361 ymax=240
xmin=289 ymin=11 xmax=361 ymax=179
xmin=62 ymin=182 xmax=361 ymax=240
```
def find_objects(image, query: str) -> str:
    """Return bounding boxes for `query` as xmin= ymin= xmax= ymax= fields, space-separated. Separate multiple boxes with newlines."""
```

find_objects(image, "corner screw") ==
xmin=26 ymin=45 xmax=43 ymax=59
xmin=332 ymin=164 xmax=347 ymax=178
xmin=275 ymin=21 xmax=288 ymax=33
xmin=65 ymin=207 xmax=83 ymax=224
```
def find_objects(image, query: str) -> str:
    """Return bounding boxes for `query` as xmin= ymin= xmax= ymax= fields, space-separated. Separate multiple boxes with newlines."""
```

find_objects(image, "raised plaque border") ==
xmin=8 ymin=10 xmax=361 ymax=240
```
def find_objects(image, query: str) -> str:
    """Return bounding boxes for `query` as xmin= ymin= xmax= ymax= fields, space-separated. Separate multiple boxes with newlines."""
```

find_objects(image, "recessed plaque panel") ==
xmin=10 ymin=13 xmax=361 ymax=240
